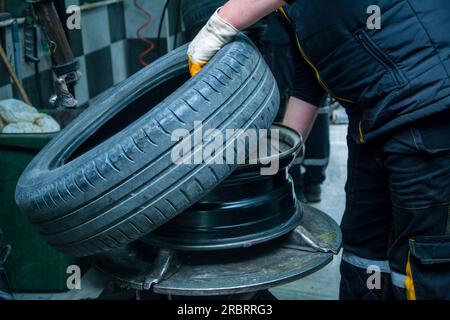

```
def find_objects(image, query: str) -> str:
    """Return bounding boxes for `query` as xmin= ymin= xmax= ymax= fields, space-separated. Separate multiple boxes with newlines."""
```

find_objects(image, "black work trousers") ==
xmin=340 ymin=111 xmax=450 ymax=300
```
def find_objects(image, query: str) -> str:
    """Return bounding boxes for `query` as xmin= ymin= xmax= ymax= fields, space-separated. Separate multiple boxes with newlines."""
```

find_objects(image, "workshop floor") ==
xmin=14 ymin=124 xmax=349 ymax=301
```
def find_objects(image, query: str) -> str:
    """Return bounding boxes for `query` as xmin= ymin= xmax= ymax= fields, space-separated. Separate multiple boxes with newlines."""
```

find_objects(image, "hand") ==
xmin=187 ymin=8 xmax=239 ymax=76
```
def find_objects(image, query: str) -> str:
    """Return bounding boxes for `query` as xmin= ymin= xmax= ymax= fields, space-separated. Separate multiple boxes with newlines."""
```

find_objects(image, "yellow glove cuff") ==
xmin=188 ymin=56 xmax=208 ymax=77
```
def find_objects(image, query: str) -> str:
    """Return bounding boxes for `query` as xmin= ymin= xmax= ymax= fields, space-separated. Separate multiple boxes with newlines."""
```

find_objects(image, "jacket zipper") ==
xmin=278 ymin=8 xmax=355 ymax=104
xmin=354 ymin=30 xmax=406 ymax=87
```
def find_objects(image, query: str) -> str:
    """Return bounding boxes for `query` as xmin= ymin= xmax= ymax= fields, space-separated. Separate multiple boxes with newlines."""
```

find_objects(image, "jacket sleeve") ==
xmin=289 ymin=45 xmax=325 ymax=107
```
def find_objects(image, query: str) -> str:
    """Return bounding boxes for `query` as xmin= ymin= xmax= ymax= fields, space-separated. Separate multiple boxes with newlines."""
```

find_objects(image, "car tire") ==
xmin=15 ymin=36 xmax=279 ymax=257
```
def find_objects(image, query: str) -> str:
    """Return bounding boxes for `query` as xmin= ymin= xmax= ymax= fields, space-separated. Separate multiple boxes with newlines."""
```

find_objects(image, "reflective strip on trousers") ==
xmin=391 ymin=271 xmax=406 ymax=289
xmin=292 ymin=155 xmax=305 ymax=165
xmin=303 ymin=158 xmax=329 ymax=167
xmin=342 ymin=252 xmax=391 ymax=273
xmin=343 ymin=253 xmax=408 ymax=290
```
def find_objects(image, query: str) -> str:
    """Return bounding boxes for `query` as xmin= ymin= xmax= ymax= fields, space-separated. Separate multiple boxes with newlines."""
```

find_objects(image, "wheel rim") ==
xmin=141 ymin=125 xmax=304 ymax=251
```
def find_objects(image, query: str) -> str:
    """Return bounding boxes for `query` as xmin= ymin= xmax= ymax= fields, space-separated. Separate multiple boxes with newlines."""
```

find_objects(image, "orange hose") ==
xmin=134 ymin=0 xmax=155 ymax=66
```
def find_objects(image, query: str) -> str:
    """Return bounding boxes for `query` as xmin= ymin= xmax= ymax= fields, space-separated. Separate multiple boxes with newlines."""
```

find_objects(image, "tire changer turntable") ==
xmin=91 ymin=125 xmax=342 ymax=298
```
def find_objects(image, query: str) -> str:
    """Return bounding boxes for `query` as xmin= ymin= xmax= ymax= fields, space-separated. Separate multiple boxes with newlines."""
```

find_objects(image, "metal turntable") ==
xmin=91 ymin=125 xmax=342 ymax=297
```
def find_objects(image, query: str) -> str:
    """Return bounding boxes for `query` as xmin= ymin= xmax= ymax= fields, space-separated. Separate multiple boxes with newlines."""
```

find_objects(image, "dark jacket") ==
xmin=284 ymin=0 xmax=450 ymax=143
xmin=262 ymin=14 xmax=292 ymax=45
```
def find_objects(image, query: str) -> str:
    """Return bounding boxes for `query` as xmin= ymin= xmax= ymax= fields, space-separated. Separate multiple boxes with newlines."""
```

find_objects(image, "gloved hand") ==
xmin=187 ymin=8 xmax=239 ymax=76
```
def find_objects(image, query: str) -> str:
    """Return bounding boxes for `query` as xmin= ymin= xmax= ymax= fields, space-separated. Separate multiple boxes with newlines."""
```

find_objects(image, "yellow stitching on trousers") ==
xmin=358 ymin=121 xmax=365 ymax=143
xmin=405 ymin=253 xmax=417 ymax=300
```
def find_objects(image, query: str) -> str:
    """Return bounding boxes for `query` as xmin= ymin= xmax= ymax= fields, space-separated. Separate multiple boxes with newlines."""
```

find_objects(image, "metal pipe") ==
xmin=33 ymin=0 xmax=74 ymax=66
xmin=0 ymin=44 xmax=32 ymax=105
xmin=0 ymin=18 xmax=25 ymax=29
xmin=78 ymin=0 xmax=123 ymax=12
xmin=11 ymin=20 xmax=23 ymax=84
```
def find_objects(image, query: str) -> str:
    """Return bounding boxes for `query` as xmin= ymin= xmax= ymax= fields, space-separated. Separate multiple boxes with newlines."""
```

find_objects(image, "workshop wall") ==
xmin=0 ymin=0 xmax=183 ymax=109
xmin=0 ymin=2 xmax=54 ymax=109
xmin=125 ymin=0 xmax=184 ymax=75
xmin=67 ymin=0 xmax=129 ymax=108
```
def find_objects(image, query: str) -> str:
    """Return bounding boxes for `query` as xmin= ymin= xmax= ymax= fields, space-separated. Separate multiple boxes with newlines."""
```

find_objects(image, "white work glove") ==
xmin=187 ymin=8 xmax=239 ymax=76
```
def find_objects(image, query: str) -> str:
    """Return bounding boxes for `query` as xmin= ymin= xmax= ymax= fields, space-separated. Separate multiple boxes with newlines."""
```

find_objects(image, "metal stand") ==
xmin=29 ymin=0 xmax=80 ymax=108
xmin=91 ymin=205 xmax=341 ymax=297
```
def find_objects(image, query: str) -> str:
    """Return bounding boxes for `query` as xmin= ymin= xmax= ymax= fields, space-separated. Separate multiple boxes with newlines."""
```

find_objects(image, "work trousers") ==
xmin=340 ymin=110 xmax=450 ymax=300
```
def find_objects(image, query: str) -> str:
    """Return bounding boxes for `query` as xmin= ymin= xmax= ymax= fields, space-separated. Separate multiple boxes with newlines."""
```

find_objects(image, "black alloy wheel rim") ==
xmin=140 ymin=125 xmax=304 ymax=251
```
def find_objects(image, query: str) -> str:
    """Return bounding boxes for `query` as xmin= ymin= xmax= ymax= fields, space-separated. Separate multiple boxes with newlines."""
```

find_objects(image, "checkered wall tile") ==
xmin=0 ymin=20 xmax=53 ymax=107
xmin=65 ymin=0 xmax=129 ymax=107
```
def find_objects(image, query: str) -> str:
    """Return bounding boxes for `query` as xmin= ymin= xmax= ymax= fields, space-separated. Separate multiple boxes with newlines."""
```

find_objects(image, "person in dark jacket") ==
xmin=187 ymin=0 xmax=450 ymax=300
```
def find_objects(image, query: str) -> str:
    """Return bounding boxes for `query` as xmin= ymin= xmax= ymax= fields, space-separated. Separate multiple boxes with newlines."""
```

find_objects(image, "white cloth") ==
xmin=2 ymin=122 xmax=43 ymax=134
xmin=0 ymin=99 xmax=61 ymax=134
xmin=0 ymin=99 xmax=40 ymax=123
xmin=0 ymin=116 xmax=5 ymax=131
xmin=35 ymin=114 xmax=61 ymax=133
xmin=187 ymin=8 xmax=239 ymax=64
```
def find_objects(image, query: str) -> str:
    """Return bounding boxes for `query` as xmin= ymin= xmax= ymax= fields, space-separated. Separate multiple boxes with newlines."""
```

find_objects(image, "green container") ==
xmin=0 ymin=109 xmax=83 ymax=293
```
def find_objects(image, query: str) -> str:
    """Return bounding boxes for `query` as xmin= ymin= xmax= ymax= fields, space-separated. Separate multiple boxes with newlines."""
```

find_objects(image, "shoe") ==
xmin=303 ymin=183 xmax=322 ymax=203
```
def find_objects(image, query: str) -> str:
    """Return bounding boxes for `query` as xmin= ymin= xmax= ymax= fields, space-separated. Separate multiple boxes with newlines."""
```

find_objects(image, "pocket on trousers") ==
xmin=410 ymin=111 xmax=450 ymax=154
xmin=407 ymin=235 xmax=450 ymax=299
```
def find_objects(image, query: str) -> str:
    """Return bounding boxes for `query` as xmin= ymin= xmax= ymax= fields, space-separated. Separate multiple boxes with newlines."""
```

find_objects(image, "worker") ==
xmin=187 ymin=0 xmax=450 ymax=300
xmin=261 ymin=14 xmax=330 ymax=203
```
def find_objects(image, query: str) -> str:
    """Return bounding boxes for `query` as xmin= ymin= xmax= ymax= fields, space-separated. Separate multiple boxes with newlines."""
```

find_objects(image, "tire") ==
xmin=181 ymin=0 xmax=227 ymax=40
xmin=15 ymin=35 xmax=279 ymax=257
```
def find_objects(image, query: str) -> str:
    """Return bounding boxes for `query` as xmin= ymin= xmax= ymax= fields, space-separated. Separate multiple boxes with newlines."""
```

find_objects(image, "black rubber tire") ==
xmin=181 ymin=0 xmax=227 ymax=40
xmin=15 ymin=36 xmax=279 ymax=257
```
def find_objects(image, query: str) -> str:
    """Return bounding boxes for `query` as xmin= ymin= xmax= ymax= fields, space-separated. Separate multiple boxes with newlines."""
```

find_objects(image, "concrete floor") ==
xmin=14 ymin=125 xmax=349 ymax=301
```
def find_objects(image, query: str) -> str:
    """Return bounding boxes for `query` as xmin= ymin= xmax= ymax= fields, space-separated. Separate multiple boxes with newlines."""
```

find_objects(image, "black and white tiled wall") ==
xmin=0 ymin=0 xmax=183 ymax=109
